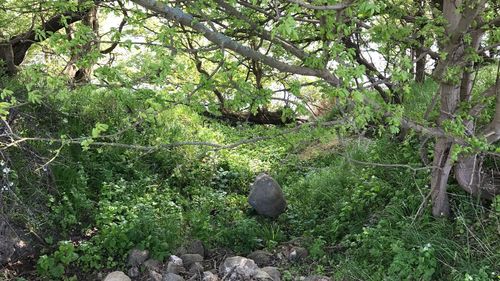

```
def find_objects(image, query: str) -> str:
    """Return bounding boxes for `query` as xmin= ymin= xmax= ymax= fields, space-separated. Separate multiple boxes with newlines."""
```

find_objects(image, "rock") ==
xmin=219 ymin=256 xmax=259 ymax=281
xmin=149 ymin=271 xmax=163 ymax=281
xmin=202 ymin=271 xmax=219 ymax=281
xmin=180 ymin=254 xmax=203 ymax=269
xmin=166 ymin=255 xmax=185 ymax=274
xmin=255 ymin=269 xmax=273 ymax=281
xmin=170 ymin=255 xmax=184 ymax=266
xmin=103 ymin=271 xmax=131 ymax=281
xmin=166 ymin=262 xmax=184 ymax=274
xmin=186 ymin=240 xmax=205 ymax=257
xmin=163 ymin=273 xmax=185 ymax=281
xmin=247 ymin=250 xmax=272 ymax=267
xmin=0 ymin=221 xmax=14 ymax=264
xmin=128 ymin=266 xmax=139 ymax=278
xmin=128 ymin=248 xmax=150 ymax=267
xmin=248 ymin=173 xmax=286 ymax=218
xmin=0 ymin=238 xmax=14 ymax=264
xmin=144 ymin=259 xmax=162 ymax=272
xmin=188 ymin=262 xmax=204 ymax=275
xmin=262 ymin=267 xmax=281 ymax=281
xmin=175 ymin=246 xmax=188 ymax=256
xmin=303 ymin=276 xmax=331 ymax=281
xmin=288 ymin=247 xmax=308 ymax=261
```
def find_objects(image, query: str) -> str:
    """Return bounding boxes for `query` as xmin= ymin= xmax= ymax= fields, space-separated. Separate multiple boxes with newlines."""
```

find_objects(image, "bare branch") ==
xmin=286 ymin=0 xmax=353 ymax=11
xmin=1 ymin=120 xmax=342 ymax=152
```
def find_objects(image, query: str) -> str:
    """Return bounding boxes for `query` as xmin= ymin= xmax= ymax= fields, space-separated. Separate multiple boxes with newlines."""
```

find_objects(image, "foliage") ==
xmin=0 ymin=0 xmax=499 ymax=280
xmin=37 ymin=241 xmax=78 ymax=280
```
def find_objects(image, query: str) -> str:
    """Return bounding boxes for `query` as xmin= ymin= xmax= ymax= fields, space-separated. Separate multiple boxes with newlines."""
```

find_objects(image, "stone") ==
xmin=303 ymin=276 xmax=331 ymax=281
xmin=163 ymin=273 xmax=185 ymax=281
xmin=247 ymin=250 xmax=272 ymax=267
xmin=128 ymin=266 xmax=139 ymax=278
xmin=144 ymin=259 xmax=162 ymax=272
xmin=288 ymin=247 xmax=308 ymax=261
xmin=219 ymin=256 xmax=259 ymax=281
xmin=166 ymin=255 xmax=185 ymax=274
xmin=170 ymin=255 xmax=183 ymax=266
xmin=128 ymin=248 xmax=150 ymax=267
xmin=188 ymin=262 xmax=204 ymax=275
xmin=103 ymin=271 xmax=131 ymax=281
xmin=255 ymin=269 xmax=273 ymax=281
xmin=202 ymin=271 xmax=219 ymax=281
xmin=166 ymin=262 xmax=184 ymax=274
xmin=0 ymin=238 xmax=14 ymax=265
xmin=149 ymin=271 xmax=163 ymax=281
xmin=180 ymin=254 xmax=203 ymax=269
xmin=248 ymin=174 xmax=286 ymax=218
xmin=0 ymin=221 xmax=14 ymax=264
xmin=186 ymin=240 xmax=205 ymax=257
xmin=262 ymin=267 xmax=281 ymax=281
xmin=175 ymin=246 xmax=188 ymax=256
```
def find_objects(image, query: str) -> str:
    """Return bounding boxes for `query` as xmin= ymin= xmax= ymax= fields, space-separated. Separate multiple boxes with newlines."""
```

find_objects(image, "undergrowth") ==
xmin=2 ymin=81 xmax=498 ymax=280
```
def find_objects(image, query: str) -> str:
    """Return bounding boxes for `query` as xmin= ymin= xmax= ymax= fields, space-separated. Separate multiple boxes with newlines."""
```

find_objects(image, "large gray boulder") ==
xmin=248 ymin=174 xmax=286 ymax=218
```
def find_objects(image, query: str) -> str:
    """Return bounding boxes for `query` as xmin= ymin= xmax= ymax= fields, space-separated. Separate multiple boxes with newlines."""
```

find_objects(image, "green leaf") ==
xmin=28 ymin=90 xmax=42 ymax=104
xmin=1 ymin=89 xmax=13 ymax=99
xmin=91 ymin=123 xmax=109 ymax=138
xmin=81 ymin=139 xmax=94 ymax=151
xmin=0 ymin=102 xmax=11 ymax=119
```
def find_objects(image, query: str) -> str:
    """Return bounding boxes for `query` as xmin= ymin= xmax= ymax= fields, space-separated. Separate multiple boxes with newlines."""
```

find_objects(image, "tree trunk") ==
xmin=414 ymin=0 xmax=426 ymax=83
xmin=431 ymin=138 xmax=453 ymax=216
xmin=415 ymin=45 xmax=426 ymax=83
xmin=429 ymin=0 xmax=468 ymax=217
xmin=430 ymin=80 xmax=460 ymax=216
xmin=65 ymin=3 xmax=99 ymax=83
xmin=0 ymin=41 xmax=17 ymax=76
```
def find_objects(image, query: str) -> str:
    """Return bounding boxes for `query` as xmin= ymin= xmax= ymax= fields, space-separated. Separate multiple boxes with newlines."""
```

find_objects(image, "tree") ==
xmin=126 ymin=0 xmax=499 ymax=217
xmin=1 ymin=0 xmax=499 ymax=217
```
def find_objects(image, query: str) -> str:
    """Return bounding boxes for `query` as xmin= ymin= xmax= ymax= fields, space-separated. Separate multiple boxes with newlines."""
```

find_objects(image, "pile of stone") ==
xmin=103 ymin=240 xmax=282 ymax=281
xmin=103 ymin=240 xmax=332 ymax=281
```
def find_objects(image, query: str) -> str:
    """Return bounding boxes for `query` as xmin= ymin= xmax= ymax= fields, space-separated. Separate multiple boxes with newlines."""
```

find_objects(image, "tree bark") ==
xmin=415 ymin=45 xmax=426 ymax=83
xmin=0 ymin=6 xmax=93 ymax=76
xmin=431 ymin=138 xmax=452 ymax=217
xmin=414 ymin=0 xmax=426 ymax=83
xmin=65 ymin=2 xmax=100 ymax=83
xmin=431 ymin=82 xmax=461 ymax=216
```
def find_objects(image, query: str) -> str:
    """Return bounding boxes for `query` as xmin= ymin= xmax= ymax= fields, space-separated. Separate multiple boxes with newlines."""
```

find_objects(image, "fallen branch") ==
xmin=1 ymin=120 xmax=342 ymax=152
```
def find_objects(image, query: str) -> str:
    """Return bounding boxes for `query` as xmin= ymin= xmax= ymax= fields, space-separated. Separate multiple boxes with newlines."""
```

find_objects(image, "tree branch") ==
xmin=286 ymin=0 xmax=353 ymax=11
xmin=215 ymin=0 xmax=308 ymax=61
xmin=129 ymin=0 xmax=341 ymax=86
xmin=9 ymin=10 xmax=90 ymax=65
